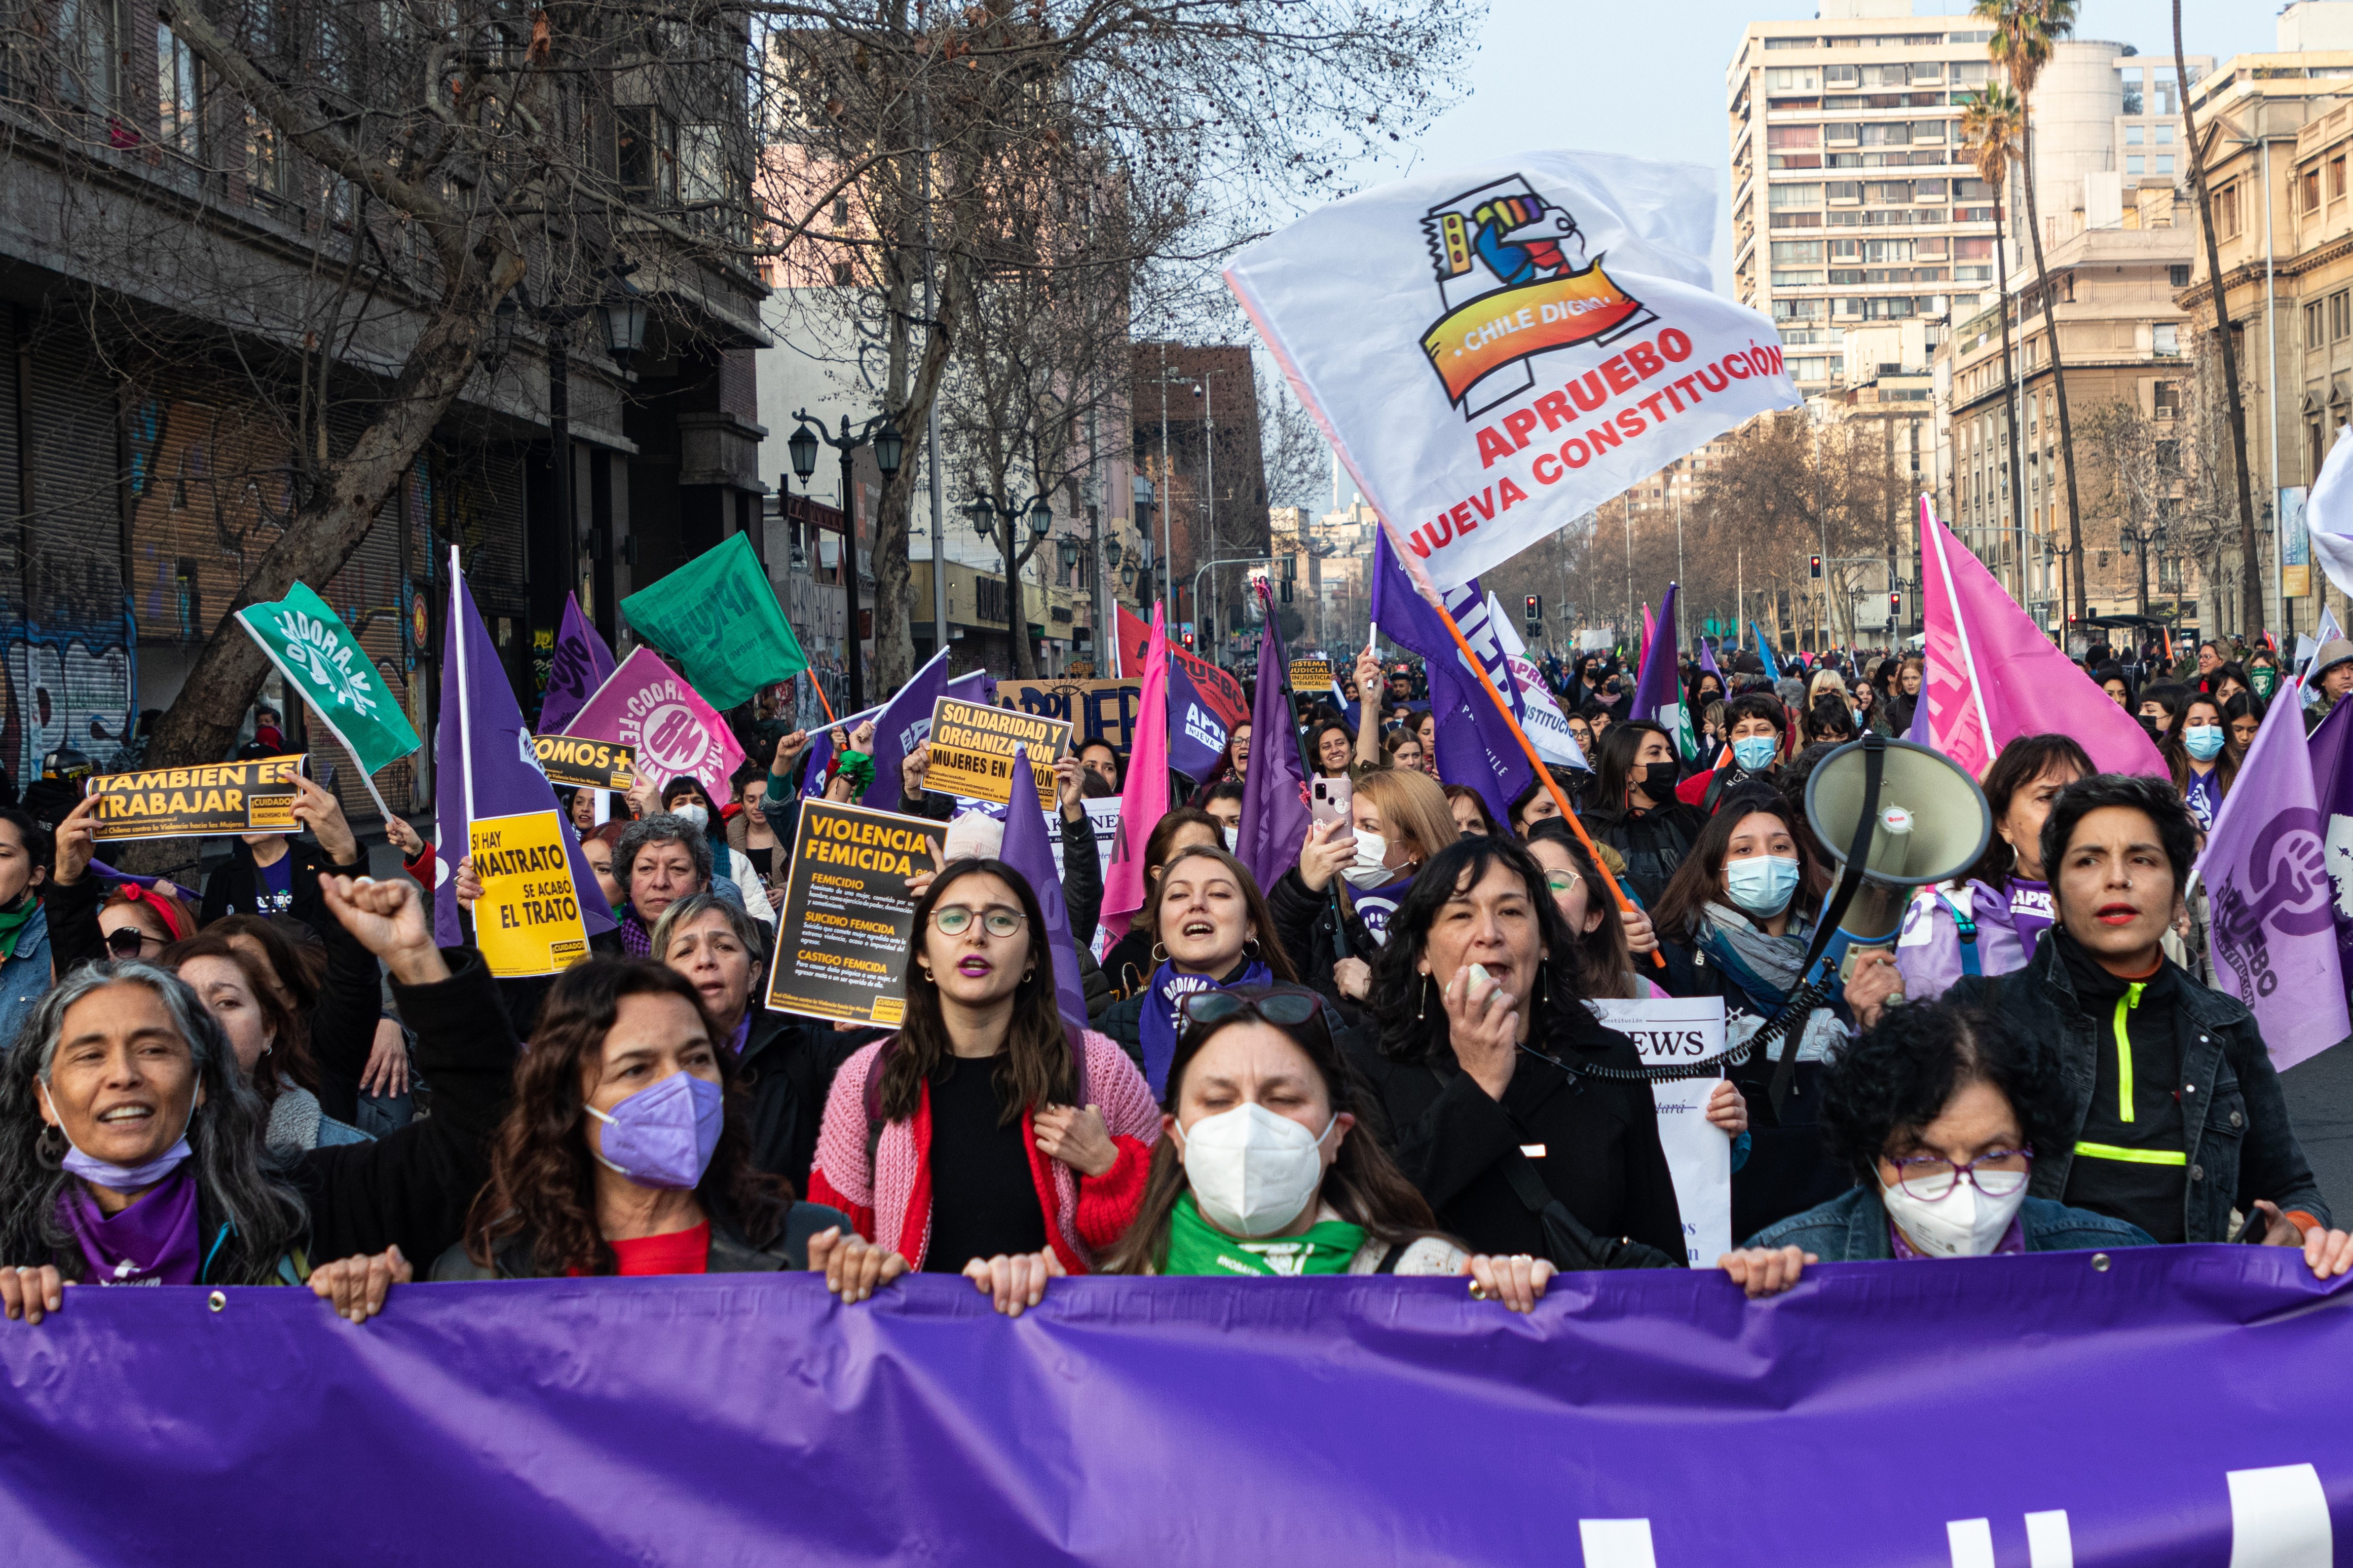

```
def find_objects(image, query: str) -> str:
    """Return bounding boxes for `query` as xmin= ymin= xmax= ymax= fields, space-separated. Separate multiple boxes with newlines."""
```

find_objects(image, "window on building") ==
xmin=1770 ymin=182 xmax=1824 ymax=208
xmin=832 ymin=197 xmax=849 ymax=226
xmin=2126 ymin=156 xmax=2145 ymax=176
xmin=831 ymin=261 xmax=853 ymax=285
xmin=2214 ymin=182 xmax=2240 ymax=237
xmin=2152 ymin=322 xmax=2181 ymax=357
xmin=156 ymin=22 xmax=203 ymax=159
xmin=2153 ymin=380 xmax=2179 ymax=418
xmin=246 ymin=105 xmax=291 ymax=200
xmin=2310 ymin=301 xmax=2329 ymax=347
xmin=1767 ymin=125 xmax=1822 ymax=148
xmin=1765 ymin=67 xmax=1820 ymax=93
xmin=2154 ymin=155 xmax=2174 ymax=176
xmin=1824 ymin=64 xmax=1860 ymax=88
xmin=2303 ymin=167 xmax=2323 ymax=212
xmin=1953 ymin=60 xmax=1989 ymax=87
xmin=2156 ymin=124 xmax=2175 ymax=146
xmin=2334 ymin=291 xmax=2352 ymax=340
xmin=1826 ymin=180 xmax=1861 ymax=204
xmin=59 ymin=0 xmax=117 ymax=112
xmin=1765 ymin=35 xmax=1818 ymax=49
xmin=1770 ymin=240 xmax=1824 ymax=263
xmin=2125 ymin=124 xmax=2145 ymax=145
xmin=2335 ymin=158 xmax=2348 ymax=200
xmin=618 ymin=105 xmax=679 ymax=203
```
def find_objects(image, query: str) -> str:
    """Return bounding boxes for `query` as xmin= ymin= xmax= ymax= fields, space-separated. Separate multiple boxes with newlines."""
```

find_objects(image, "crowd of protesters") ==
xmin=0 ymin=614 xmax=2347 ymax=1345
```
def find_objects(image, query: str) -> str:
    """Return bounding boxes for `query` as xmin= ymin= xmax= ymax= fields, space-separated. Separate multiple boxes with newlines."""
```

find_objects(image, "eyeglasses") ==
xmin=104 ymin=927 xmax=159 ymax=958
xmin=1543 ymin=869 xmax=1582 ymax=896
xmin=1886 ymin=1148 xmax=2033 ymax=1202
xmin=931 ymin=904 xmax=1026 ymax=938
xmin=1178 ymin=985 xmax=1334 ymax=1051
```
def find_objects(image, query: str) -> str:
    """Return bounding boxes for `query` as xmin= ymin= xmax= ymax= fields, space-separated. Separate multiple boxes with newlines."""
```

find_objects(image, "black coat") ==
xmin=199 ymin=836 xmax=367 ymax=930
xmin=1584 ymin=801 xmax=1705 ymax=910
xmin=1344 ymin=1002 xmax=1685 ymax=1261
xmin=736 ymin=1008 xmax=880 ymax=1195
xmin=1265 ymin=868 xmax=1372 ymax=1007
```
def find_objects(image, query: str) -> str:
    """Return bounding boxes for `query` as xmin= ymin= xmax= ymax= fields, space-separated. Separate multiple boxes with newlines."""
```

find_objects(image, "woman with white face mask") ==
xmin=1099 ymin=846 xmax=1302 ymax=1096
xmin=1097 ymin=986 xmax=1557 ymax=1310
xmin=661 ymin=777 xmax=775 ymax=924
xmin=1719 ymin=1000 xmax=2154 ymax=1294
xmin=1272 ymin=767 xmax=1459 ymax=1007
xmin=2167 ymin=694 xmax=2236 ymax=832
xmin=1650 ymin=786 xmax=1852 ymax=1240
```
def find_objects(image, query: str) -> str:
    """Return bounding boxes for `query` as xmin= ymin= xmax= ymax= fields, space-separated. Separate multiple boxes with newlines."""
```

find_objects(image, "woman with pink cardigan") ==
xmin=806 ymin=859 xmax=1161 ymax=1315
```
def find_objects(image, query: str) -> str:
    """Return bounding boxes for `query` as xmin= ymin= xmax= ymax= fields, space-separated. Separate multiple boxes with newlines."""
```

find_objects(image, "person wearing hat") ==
xmin=2307 ymin=639 xmax=2353 ymax=734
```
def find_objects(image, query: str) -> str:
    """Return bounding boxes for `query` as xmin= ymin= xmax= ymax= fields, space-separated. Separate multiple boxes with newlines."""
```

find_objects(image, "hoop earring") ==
xmin=35 ymin=1125 xmax=64 ymax=1166
xmin=1151 ymin=942 xmax=1168 ymax=963
xmin=1242 ymin=938 xmax=1262 ymax=961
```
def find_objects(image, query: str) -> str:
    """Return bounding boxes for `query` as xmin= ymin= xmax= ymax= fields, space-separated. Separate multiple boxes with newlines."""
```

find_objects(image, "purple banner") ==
xmin=0 ymin=1252 xmax=2344 ymax=1562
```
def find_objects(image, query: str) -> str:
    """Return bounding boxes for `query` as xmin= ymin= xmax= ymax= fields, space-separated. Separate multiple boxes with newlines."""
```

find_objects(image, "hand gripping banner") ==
xmin=0 ymin=1251 xmax=2344 ymax=1564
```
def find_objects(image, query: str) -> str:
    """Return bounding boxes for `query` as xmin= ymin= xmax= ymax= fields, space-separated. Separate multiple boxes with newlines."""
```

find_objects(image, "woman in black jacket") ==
xmin=1343 ymin=835 xmax=1684 ymax=1266
xmin=1579 ymin=720 xmax=1705 ymax=908
xmin=0 ymin=875 xmax=516 ymax=1322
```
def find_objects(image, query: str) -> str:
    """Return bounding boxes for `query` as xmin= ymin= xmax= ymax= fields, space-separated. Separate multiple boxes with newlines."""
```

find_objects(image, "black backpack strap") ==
xmin=1374 ymin=1239 xmax=1407 ymax=1274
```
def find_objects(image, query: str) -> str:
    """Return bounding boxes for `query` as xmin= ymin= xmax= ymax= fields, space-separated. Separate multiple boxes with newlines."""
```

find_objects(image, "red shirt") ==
xmin=570 ymin=1220 xmax=711 ymax=1277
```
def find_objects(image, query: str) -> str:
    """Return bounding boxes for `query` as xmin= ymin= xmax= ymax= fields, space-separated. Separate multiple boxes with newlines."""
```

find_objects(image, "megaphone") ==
xmin=1801 ymin=735 xmax=1992 ymax=989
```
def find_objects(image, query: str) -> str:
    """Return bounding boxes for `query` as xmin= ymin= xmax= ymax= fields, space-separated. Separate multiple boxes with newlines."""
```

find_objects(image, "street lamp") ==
xmin=596 ymin=272 xmax=647 ymax=369
xmin=1027 ymin=494 xmax=1053 ymax=538
xmin=790 ymin=407 xmax=903 ymax=713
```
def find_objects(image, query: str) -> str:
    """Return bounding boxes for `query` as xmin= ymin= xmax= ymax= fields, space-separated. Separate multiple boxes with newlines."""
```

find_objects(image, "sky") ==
xmin=1332 ymin=0 xmax=2282 ymax=294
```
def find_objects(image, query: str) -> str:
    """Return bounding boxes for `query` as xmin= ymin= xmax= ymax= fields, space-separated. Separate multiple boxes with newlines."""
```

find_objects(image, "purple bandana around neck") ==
xmin=59 ymin=1168 xmax=201 ymax=1286
xmin=620 ymin=909 xmax=653 ymax=958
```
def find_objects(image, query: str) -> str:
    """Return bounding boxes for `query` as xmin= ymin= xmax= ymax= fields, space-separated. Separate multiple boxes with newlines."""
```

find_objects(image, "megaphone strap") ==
xmin=1770 ymin=735 xmax=1889 ymax=1116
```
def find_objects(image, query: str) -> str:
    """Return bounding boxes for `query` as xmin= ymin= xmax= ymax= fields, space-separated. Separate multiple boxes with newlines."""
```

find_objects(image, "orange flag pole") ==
xmin=1426 ymin=595 xmax=1664 ymax=969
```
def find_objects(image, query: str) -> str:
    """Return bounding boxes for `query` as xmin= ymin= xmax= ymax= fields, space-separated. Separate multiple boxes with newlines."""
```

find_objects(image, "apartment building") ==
xmin=2178 ymin=2 xmax=2353 ymax=640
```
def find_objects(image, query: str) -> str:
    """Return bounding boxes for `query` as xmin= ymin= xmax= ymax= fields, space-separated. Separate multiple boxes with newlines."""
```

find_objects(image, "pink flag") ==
xmin=567 ymin=645 xmax=746 ymax=799
xmin=1918 ymin=498 xmax=2164 ymax=779
xmin=1102 ymin=606 xmax=1171 ymax=942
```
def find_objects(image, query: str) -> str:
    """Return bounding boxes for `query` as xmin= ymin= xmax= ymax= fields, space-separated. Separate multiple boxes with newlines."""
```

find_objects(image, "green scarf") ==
xmin=1160 ymin=1192 xmax=1365 ymax=1277
xmin=0 ymin=897 xmax=36 ymax=962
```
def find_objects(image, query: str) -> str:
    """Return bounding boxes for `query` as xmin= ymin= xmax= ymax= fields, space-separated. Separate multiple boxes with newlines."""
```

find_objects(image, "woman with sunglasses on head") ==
xmin=1719 ymin=1000 xmax=2155 ymax=1295
xmin=1099 ymin=846 xmax=1300 ymax=1097
xmin=1096 ymin=985 xmax=1555 ymax=1310
xmin=805 ymin=859 xmax=1162 ymax=1316
xmin=1347 ymin=835 xmax=1685 ymax=1269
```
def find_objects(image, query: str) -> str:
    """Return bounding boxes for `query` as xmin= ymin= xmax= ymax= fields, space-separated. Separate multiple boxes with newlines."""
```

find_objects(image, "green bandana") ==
xmin=0 ymin=898 xmax=35 ymax=962
xmin=1160 ymin=1192 xmax=1365 ymax=1277
xmin=2252 ymin=669 xmax=2279 ymax=699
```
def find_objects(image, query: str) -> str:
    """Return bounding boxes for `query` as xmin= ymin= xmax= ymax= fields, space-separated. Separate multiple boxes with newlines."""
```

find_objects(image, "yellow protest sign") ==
xmin=469 ymin=810 xmax=591 ymax=977
xmin=1289 ymin=659 xmax=1333 ymax=694
xmin=532 ymin=735 xmax=636 ymax=792
xmin=86 ymin=754 xmax=308 ymax=840
xmin=765 ymin=800 xmax=946 ymax=1025
xmin=921 ymin=697 xmax=1069 ymax=809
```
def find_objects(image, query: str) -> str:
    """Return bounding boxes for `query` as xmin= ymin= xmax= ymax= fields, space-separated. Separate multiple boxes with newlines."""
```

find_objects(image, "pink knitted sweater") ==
xmin=806 ymin=1030 xmax=1163 ymax=1273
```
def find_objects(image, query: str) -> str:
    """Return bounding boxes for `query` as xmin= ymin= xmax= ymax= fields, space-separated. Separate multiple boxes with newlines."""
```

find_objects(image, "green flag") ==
xmin=619 ymin=532 xmax=808 ymax=710
xmin=235 ymin=582 xmax=422 ymax=793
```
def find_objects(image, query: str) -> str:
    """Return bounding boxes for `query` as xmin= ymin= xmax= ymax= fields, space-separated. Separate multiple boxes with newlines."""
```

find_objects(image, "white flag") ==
xmin=1490 ymin=595 xmax=1586 ymax=770
xmin=1226 ymin=151 xmax=1800 ymax=591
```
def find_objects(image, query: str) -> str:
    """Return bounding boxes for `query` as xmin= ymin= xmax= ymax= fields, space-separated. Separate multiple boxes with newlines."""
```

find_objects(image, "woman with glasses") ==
xmin=804 ymin=859 xmax=1161 ymax=1315
xmin=1096 ymin=985 xmax=1556 ymax=1310
xmin=1350 ymin=835 xmax=1685 ymax=1268
xmin=1719 ymin=1001 xmax=2154 ymax=1295
xmin=1099 ymin=846 xmax=1300 ymax=1097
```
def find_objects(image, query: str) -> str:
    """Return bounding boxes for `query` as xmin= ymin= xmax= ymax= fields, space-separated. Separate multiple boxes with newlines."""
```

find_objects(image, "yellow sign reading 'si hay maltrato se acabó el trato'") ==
xmin=469 ymin=810 xmax=590 ymax=977
xmin=920 ymin=698 xmax=1069 ymax=810
xmin=84 ymin=754 xmax=308 ymax=840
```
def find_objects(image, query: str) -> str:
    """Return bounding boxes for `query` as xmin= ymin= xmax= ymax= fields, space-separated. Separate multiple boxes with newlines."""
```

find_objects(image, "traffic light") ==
xmin=1889 ymin=591 xmax=1902 ymax=616
xmin=1524 ymin=595 xmax=1542 ymax=626
xmin=1181 ymin=628 xmax=1194 ymax=649
xmin=1809 ymin=554 xmax=1823 ymax=579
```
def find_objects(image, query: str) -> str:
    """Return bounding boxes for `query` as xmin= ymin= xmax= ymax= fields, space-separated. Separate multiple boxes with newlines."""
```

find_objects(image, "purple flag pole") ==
xmin=1629 ymin=582 xmax=1682 ymax=731
xmin=1237 ymin=597 xmax=1315 ymax=903
xmin=861 ymin=648 xmax=953 ymax=811
xmin=2197 ymin=676 xmax=2349 ymax=1070
xmin=1367 ymin=531 xmax=1530 ymax=824
xmin=1001 ymin=750 xmax=1089 ymax=1035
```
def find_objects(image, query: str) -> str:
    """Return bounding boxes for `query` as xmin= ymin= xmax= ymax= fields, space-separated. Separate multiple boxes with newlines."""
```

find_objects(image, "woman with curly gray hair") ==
xmin=0 ymin=876 xmax=521 ymax=1325
xmin=611 ymin=814 xmax=717 ymax=956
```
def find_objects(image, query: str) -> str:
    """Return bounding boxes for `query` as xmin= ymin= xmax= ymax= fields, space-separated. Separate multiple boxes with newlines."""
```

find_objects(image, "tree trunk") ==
xmin=2176 ymin=0 xmax=2265 ymax=640
xmin=140 ymin=248 xmax=526 ymax=787
xmin=2018 ymin=123 xmax=2088 ymax=628
xmin=1994 ymin=185 xmax=2025 ymax=603
xmin=1005 ymin=531 xmax=1036 ymax=678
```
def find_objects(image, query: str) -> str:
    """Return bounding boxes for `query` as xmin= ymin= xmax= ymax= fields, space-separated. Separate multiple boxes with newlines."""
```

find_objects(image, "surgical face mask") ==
xmin=2251 ymin=668 xmax=2279 ymax=698
xmin=1222 ymin=825 xmax=1239 ymax=853
xmin=585 ymin=1071 xmax=725 ymax=1190
xmin=1878 ymin=1170 xmax=2027 ymax=1258
xmin=1724 ymin=853 xmax=1800 ymax=917
xmin=40 ymin=1081 xmax=195 ymax=1191
xmin=1177 ymin=1102 xmax=1336 ymax=1238
xmin=1342 ymin=829 xmax=1394 ymax=888
xmin=1732 ymin=735 xmax=1778 ymax=772
xmin=2183 ymin=724 xmax=2227 ymax=762
xmin=671 ymin=802 xmax=710 ymax=831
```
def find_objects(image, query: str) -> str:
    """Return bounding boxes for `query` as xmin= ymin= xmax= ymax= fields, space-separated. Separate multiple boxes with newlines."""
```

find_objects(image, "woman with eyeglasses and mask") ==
xmin=1580 ymin=720 xmax=1704 ymax=910
xmin=1099 ymin=846 xmax=1301 ymax=1096
xmin=1719 ymin=1000 xmax=2155 ymax=1296
xmin=1347 ymin=836 xmax=1685 ymax=1268
xmin=1095 ymin=985 xmax=1556 ymax=1310
xmin=804 ymin=860 xmax=1162 ymax=1316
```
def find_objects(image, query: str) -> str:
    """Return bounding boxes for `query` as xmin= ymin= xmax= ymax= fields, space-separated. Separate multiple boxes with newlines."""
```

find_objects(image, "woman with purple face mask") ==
xmin=432 ymin=960 xmax=849 ymax=1279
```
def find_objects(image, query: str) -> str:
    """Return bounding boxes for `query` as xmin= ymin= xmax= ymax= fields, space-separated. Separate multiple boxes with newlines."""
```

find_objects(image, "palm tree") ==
xmin=1960 ymin=85 xmax=2027 ymax=599
xmin=1977 ymin=0 xmax=2088 ymax=630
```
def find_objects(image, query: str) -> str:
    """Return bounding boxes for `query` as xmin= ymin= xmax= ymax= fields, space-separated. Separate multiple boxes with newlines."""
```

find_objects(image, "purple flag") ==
xmin=2307 ymin=693 xmax=2353 ymax=1019
xmin=435 ymin=556 xmax=615 ymax=948
xmin=1237 ymin=611 xmax=1314 ymax=899
xmin=538 ymin=594 xmax=615 ymax=736
xmin=1369 ymin=530 xmax=1530 ymax=823
xmin=2197 ymin=677 xmax=2348 ymax=1071
xmin=1699 ymin=638 xmax=1720 ymax=679
xmin=3 ymin=1253 xmax=2348 ymax=1562
xmin=1168 ymin=658 xmax=1229 ymax=782
xmin=1629 ymin=582 xmax=1696 ymax=758
xmin=862 ymin=650 xmax=953 ymax=811
xmin=1001 ymin=749 xmax=1088 ymax=1034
